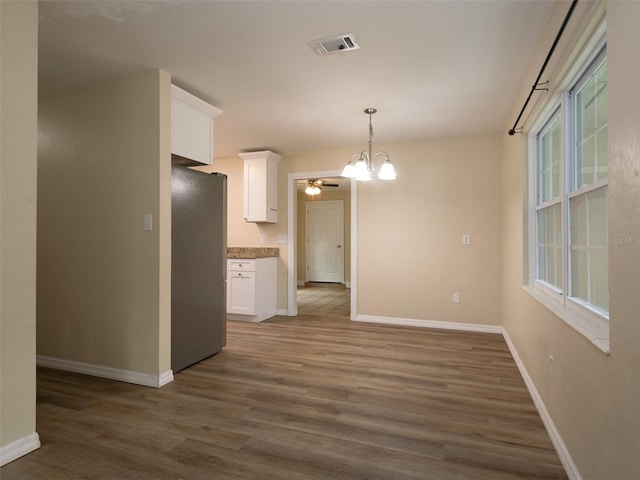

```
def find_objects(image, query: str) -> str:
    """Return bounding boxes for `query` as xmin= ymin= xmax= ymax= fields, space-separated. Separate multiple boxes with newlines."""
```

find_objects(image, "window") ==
xmin=569 ymin=55 xmax=608 ymax=314
xmin=529 ymin=44 xmax=608 ymax=349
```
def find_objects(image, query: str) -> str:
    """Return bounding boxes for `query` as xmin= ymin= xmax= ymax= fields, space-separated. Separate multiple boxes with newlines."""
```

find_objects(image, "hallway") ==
xmin=296 ymin=283 xmax=350 ymax=318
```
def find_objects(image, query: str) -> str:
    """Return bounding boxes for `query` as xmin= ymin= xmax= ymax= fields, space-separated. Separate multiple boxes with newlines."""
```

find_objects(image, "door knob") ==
xmin=336 ymin=245 xmax=342 ymax=248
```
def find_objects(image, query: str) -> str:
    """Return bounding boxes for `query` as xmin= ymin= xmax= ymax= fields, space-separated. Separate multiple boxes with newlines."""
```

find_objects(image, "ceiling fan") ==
xmin=304 ymin=179 xmax=339 ymax=196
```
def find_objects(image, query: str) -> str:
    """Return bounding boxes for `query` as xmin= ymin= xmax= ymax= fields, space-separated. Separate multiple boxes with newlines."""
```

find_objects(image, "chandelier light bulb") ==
xmin=341 ymin=162 xmax=356 ymax=178
xmin=354 ymin=157 xmax=369 ymax=179
xmin=378 ymin=159 xmax=397 ymax=180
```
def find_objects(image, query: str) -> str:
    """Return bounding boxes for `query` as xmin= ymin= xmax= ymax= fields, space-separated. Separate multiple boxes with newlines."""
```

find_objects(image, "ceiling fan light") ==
xmin=378 ymin=160 xmax=397 ymax=180
xmin=305 ymin=184 xmax=321 ymax=195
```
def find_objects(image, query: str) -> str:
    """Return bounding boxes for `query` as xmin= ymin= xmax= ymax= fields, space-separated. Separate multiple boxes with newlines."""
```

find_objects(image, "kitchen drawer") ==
xmin=228 ymin=259 xmax=256 ymax=272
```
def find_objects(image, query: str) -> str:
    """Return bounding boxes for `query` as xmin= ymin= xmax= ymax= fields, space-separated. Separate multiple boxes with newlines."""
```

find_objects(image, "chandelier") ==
xmin=341 ymin=108 xmax=396 ymax=181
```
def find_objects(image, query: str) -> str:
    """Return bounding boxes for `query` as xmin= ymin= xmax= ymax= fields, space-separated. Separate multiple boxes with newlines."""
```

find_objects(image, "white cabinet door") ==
xmin=244 ymin=159 xmax=269 ymax=221
xmin=170 ymin=84 xmax=222 ymax=165
xmin=171 ymin=98 xmax=213 ymax=165
xmin=240 ymin=151 xmax=281 ymax=223
xmin=227 ymin=271 xmax=256 ymax=315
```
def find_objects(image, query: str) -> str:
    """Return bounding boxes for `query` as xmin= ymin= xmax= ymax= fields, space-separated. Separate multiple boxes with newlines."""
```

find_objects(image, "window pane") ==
xmin=571 ymin=249 xmax=588 ymax=301
xmin=590 ymin=247 xmax=609 ymax=312
xmin=595 ymin=125 xmax=608 ymax=182
xmin=588 ymin=187 xmax=609 ymax=311
xmin=537 ymin=209 xmax=547 ymax=280
xmin=570 ymin=193 xmax=588 ymax=300
xmin=552 ymin=124 xmax=561 ymax=198
xmin=595 ymin=62 xmax=608 ymax=129
xmin=539 ymin=115 xmax=562 ymax=204
xmin=537 ymin=203 xmax=562 ymax=289
xmin=571 ymin=194 xmax=588 ymax=247
xmin=569 ymin=186 xmax=608 ymax=312
xmin=575 ymin=59 xmax=608 ymax=188
xmin=589 ymin=186 xmax=607 ymax=247
xmin=583 ymin=78 xmax=596 ymax=137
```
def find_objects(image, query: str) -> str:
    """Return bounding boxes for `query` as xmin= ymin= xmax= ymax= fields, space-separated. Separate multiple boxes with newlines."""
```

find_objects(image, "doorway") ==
xmin=287 ymin=170 xmax=357 ymax=319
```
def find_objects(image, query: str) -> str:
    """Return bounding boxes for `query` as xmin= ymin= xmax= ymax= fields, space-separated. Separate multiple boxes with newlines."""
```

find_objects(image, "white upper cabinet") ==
xmin=240 ymin=151 xmax=281 ymax=223
xmin=171 ymin=84 xmax=222 ymax=165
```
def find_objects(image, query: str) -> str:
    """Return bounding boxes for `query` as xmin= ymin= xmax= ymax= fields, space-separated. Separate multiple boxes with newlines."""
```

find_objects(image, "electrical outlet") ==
xmin=462 ymin=234 xmax=471 ymax=246
xmin=261 ymin=234 xmax=268 ymax=244
xmin=453 ymin=293 xmax=460 ymax=304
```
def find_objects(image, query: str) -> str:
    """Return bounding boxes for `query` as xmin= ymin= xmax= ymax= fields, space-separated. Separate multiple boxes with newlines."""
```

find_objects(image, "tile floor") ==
xmin=296 ymin=283 xmax=350 ymax=318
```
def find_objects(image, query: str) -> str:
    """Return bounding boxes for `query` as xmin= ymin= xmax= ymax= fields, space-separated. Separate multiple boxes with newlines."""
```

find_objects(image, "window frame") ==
xmin=525 ymin=32 xmax=610 ymax=354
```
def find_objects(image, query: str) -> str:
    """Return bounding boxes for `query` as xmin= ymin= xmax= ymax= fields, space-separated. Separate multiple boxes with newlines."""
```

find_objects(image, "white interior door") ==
xmin=306 ymin=200 xmax=344 ymax=283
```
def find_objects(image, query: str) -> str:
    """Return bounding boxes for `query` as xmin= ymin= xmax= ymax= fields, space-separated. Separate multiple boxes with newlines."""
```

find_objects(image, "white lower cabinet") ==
xmin=227 ymin=270 xmax=256 ymax=315
xmin=226 ymin=258 xmax=277 ymax=322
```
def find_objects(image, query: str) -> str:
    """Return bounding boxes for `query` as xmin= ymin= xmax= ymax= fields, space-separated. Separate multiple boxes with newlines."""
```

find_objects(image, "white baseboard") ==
xmin=354 ymin=314 xmax=503 ymax=334
xmin=501 ymin=331 xmax=581 ymax=480
xmin=276 ymin=309 xmax=289 ymax=316
xmin=36 ymin=355 xmax=174 ymax=388
xmin=297 ymin=280 xmax=305 ymax=287
xmin=157 ymin=369 xmax=174 ymax=388
xmin=345 ymin=281 xmax=351 ymax=288
xmin=0 ymin=432 xmax=40 ymax=467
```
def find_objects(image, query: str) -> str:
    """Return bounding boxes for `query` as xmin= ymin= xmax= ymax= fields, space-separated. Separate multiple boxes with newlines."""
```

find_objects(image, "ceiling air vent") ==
xmin=308 ymin=33 xmax=360 ymax=56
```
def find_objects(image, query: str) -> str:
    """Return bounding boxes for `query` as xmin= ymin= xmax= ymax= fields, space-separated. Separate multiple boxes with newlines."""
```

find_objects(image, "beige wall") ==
xmin=37 ymin=70 xmax=172 ymax=378
xmin=356 ymin=135 xmax=502 ymax=324
xmin=501 ymin=1 xmax=640 ymax=478
xmin=0 ymin=0 xmax=39 ymax=460
xmin=214 ymin=136 xmax=502 ymax=326
xmin=297 ymin=189 xmax=351 ymax=285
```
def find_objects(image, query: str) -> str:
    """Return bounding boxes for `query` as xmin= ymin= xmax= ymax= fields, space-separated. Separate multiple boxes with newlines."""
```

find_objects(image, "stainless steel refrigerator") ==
xmin=171 ymin=164 xmax=227 ymax=373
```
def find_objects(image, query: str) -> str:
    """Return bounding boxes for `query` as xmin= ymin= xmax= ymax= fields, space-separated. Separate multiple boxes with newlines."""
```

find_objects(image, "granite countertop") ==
xmin=227 ymin=247 xmax=279 ymax=259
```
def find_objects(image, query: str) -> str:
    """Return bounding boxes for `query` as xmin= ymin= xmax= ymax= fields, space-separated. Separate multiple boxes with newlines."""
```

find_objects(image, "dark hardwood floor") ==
xmin=1 ymin=316 xmax=567 ymax=479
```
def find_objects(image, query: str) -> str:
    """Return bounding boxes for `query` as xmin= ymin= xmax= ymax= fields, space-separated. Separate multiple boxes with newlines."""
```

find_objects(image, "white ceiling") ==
xmin=38 ymin=0 xmax=556 ymax=160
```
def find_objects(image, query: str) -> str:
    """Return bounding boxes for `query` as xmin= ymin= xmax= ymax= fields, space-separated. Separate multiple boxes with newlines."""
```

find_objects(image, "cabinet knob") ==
xmin=336 ymin=245 xmax=342 ymax=248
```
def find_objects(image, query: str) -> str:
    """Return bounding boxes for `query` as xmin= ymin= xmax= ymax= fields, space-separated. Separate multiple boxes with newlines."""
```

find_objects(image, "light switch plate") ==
xmin=277 ymin=235 xmax=288 ymax=244
xmin=144 ymin=214 xmax=153 ymax=231
xmin=462 ymin=234 xmax=471 ymax=246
